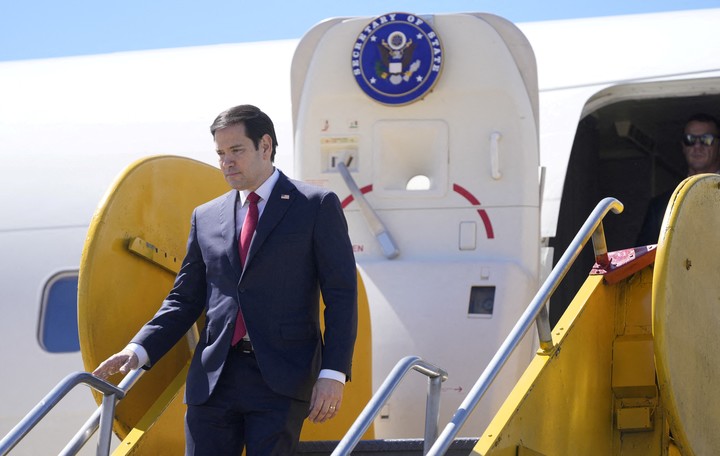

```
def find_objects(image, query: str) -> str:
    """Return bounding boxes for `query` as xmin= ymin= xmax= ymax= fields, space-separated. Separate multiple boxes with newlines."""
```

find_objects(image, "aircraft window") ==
xmin=406 ymin=175 xmax=431 ymax=191
xmin=468 ymin=286 xmax=495 ymax=316
xmin=38 ymin=271 xmax=80 ymax=353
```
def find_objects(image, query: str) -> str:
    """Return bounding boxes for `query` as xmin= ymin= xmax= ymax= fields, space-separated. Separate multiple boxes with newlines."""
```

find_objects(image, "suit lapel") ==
xmin=220 ymin=190 xmax=243 ymax=277
xmin=245 ymin=172 xmax=296 ymax=268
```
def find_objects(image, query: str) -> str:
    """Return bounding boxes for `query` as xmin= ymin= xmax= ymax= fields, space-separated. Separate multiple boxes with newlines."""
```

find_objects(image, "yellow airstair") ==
xmin=467 ymin=173 xmax=720 ymax=456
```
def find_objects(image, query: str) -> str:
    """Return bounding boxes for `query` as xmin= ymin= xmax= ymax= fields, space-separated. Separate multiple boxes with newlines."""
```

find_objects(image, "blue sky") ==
xmin=2 ymin=0 xmax=719 ymax=62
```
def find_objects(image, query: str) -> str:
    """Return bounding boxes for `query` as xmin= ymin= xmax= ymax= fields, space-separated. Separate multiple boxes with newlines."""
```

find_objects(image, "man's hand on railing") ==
xmin=92 ymin=349 xmax=139 ymax=380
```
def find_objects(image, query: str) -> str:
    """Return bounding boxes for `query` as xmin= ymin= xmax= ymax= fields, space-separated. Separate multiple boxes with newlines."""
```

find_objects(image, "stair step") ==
xmin=296 ymin=438 xmax=478 ymax=455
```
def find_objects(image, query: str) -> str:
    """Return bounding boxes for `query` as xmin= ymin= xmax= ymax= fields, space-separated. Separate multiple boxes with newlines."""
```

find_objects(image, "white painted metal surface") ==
xmin=292 ymin=12 xmax=540 ymax=437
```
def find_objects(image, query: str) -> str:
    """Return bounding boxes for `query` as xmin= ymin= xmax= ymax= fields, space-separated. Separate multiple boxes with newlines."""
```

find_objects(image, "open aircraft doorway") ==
xmin=549 ymin=78 xmax=720 ymax=325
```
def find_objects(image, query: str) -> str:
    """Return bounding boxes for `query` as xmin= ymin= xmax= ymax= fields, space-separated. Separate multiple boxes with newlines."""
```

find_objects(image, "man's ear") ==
xmin=261 ymin=134 xmax=272 ymax=155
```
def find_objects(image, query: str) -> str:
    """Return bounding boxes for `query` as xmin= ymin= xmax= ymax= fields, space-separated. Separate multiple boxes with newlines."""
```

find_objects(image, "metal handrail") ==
xmin=332 ymin=355 xmax=448 ymax=456
xmin=0 ymin=372 xmax=126 ymax=456
xmin=337 ymin=161 xmax=400 ymax=259
xmin=4 ymin=323 xmax=194 ymax=454
xmin=59 ymin=368 xmax=145 ymax=455
xmin=427 ymin=197 xmax=623 ymax=455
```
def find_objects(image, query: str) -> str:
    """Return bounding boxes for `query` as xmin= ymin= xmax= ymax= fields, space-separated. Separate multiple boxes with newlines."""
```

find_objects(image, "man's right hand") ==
xmin=92 ymin=349 xmax=139 ymax=380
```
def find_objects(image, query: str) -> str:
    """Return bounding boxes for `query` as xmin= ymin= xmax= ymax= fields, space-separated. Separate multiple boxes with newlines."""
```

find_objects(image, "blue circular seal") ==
xmin=351 ymin=12 xmax=443 ymax=105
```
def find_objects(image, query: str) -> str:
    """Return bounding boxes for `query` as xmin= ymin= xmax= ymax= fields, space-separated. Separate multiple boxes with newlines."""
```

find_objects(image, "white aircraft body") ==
xmin=2 ymin=8 xmax=720 ymax=454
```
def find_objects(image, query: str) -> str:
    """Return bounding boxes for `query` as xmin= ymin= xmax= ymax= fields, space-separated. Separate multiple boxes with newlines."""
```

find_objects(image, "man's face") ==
xmin=215 ymin=123 xmax=273 ymax=191
xmin=683 ymin=120 xmax=720 ymax=175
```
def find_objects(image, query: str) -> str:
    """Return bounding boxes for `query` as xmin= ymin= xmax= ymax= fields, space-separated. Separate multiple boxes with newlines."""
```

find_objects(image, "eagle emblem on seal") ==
xmin=351 ymin=12 xmax=443 ymax=105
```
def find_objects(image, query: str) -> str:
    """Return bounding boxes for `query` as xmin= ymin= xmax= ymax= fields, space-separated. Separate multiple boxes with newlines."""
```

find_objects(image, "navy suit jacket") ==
xmin=131 ymin=171 xmax=358 ymax=404
xmin=636 ymin=188 xmax=673 ymax=247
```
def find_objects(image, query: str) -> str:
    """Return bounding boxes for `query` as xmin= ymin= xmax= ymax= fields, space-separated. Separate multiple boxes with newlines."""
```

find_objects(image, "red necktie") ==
xmin=232 ymin=191 xmax=260 ymax=345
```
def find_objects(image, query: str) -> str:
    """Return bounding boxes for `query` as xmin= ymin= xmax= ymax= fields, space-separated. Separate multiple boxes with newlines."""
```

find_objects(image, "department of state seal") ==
xmin=351 ymin=12 xmax=443 ymax=105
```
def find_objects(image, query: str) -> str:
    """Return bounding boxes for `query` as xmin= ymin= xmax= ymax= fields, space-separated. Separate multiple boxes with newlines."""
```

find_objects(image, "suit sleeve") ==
xmin=131 ymin=209 xmax=208 ymax=367
xmin=313 ymin=192 xmax=358 ymax=380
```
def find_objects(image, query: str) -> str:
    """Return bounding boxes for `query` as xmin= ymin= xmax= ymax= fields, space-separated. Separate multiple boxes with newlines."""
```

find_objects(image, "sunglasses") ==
xmin=682 ymin=133 xmax=718 ymax=146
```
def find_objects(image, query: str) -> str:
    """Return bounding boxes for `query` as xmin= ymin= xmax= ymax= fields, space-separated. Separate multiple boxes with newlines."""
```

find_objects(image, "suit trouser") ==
xmin=185 ymin=349 xmax=309 ymax=456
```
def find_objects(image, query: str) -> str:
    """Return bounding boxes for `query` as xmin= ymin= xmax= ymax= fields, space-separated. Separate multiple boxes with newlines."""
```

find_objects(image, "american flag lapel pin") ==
xmin=281 ymin=194 xmax=290 ymax=200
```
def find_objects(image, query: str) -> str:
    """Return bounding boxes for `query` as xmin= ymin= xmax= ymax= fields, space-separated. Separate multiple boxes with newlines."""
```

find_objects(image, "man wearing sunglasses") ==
xmin=636 ymin=113 xmax=720 ymax=246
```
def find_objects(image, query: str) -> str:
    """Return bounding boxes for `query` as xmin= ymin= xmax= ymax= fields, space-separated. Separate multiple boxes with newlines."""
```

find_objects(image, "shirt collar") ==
xmin=239 ymin=168 xmax=279 ymax=205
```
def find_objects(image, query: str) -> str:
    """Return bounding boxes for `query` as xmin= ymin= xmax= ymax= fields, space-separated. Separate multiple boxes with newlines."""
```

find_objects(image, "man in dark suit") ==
xmin=93 ymin=105 xmax=358 ymax=455
xmin=636 ymin=113 xmax=720 ymax=246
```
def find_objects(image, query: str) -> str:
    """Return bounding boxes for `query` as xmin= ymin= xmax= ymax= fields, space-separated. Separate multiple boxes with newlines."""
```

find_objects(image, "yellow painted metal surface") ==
xmin=79 ymin=155 xmax=374 ymax=453
xmin=79 ymin=155 xmax=227 ymax=444
xmin=611 ymin=335 xmax=655 ymax=399
xmin=473 ymin=265 xmax=666 ymax=455
xmin=473 ymin=275 xmax=615 ymax=455
xmin=616 ymin=406 xmax=652 ymax=431
xmin=653 ymin=173 xmax=720 ymax=456
xmin=127 ymin=237 xmax=182 ymax=274
xmin=473 ymin=176 xmax=720 ymax=455
xmin=112 ymin=364 xmax=190 ymax=455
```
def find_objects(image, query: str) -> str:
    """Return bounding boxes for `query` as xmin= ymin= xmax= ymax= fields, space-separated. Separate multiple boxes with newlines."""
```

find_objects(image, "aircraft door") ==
xmin=292 ymin=12 xmax=540 ymax=438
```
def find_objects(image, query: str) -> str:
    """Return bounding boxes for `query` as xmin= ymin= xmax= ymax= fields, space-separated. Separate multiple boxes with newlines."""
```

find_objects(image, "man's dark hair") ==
xmin=685 ymin=112 xmax=720 ymax=130
xmin=210 ymin=105 xmax=278 ymax=161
